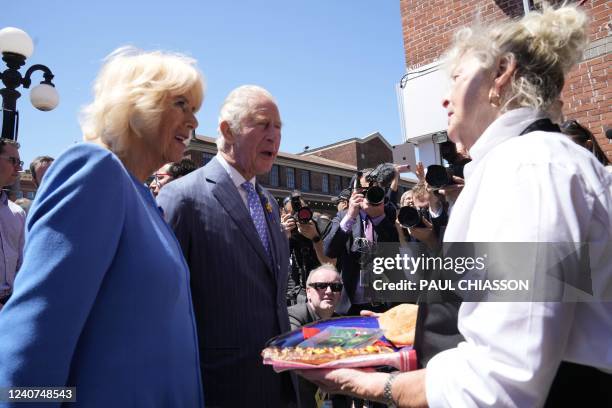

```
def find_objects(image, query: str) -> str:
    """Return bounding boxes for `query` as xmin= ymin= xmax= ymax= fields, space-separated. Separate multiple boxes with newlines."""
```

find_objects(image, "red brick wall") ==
xmin=400 ymin=0 xmax=611 ymax=161
xmin=310 ymin=141 xmax=358 ymax=166
xmin=561 ymin=0 xmax=611 ymax=162
xmin=357 ymin=138 xmax=394 ymax=169
xmin=400 ymin=0 xmax=523 ymax=70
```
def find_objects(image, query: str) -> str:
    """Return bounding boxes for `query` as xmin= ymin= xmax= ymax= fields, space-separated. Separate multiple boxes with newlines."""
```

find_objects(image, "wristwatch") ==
xmin=383 ymin=372 xmax=399 ymax=408
xmin=312 ymin=235 xmax=321 ymax=243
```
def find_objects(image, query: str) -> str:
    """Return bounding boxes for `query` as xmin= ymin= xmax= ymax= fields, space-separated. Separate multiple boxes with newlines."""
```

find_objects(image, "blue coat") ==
xmin=157 ymin=156 xmax=295 ymax=407
xmin=0 ymin=144 xmax=203 ymax=407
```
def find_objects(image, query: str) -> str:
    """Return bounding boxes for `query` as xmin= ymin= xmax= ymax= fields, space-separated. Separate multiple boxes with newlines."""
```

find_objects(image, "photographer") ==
xmin=323 ymin=169 xmax=399 ymax=315
xmin=281 ymin=191 xmax=335 ymax=305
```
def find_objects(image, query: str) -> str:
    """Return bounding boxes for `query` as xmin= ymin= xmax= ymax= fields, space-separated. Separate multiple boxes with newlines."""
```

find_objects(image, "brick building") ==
xmin=397 ymin=0 xmax=610 ymax=165
xmin=300 ymin=132 xmax=395 ymax=170
xmin=186 ymin=133 xmax=415 ymax=215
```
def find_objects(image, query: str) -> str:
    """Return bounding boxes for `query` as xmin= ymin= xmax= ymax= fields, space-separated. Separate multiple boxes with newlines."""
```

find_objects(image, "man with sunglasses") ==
xmin=288 ymin=264 xmax=343 ymax=329
xmin=288 ymin=264 xmax=346 ymax=408
xmin=0 ymin=139 xmax=26 ymax=311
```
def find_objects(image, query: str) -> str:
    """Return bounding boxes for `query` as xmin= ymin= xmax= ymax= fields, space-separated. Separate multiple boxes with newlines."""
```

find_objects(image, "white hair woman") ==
xmin=0 ymin=48 xmax=206 ymax=407
xmin=298 ymin=4 xmax=612 ymax=407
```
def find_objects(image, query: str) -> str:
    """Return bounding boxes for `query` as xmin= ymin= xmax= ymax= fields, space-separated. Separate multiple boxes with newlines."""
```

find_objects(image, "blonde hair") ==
xmin=81 ymin=46 xmax=205 ymax=155
xmin=411 ymin=183 xmax=429 ymax=200
xmin=444 ymin=3 xmax=588 ymax=112
xmin=216 ymin=85 xmax=276 ymax=152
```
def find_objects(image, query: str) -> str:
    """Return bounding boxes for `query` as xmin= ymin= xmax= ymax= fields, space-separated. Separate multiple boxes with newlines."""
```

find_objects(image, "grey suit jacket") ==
xmin=158 ymin=156 xmax=294 ymax=408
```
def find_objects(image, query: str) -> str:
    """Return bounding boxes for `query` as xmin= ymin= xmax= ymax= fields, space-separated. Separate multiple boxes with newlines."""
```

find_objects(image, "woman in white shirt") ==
xmin=299 ymin=4 xmax=612 ymax=407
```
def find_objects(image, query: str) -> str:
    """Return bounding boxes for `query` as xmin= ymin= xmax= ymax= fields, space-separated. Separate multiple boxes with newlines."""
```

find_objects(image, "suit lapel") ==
xmin=207 ymin=158 xmax=274 ymax=272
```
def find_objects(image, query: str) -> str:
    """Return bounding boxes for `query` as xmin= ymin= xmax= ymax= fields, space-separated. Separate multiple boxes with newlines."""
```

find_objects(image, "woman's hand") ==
xmin=296 ymin=368 xmax=383 ymax=400
xmin=297 ymin=368 xmax=429 ymax=407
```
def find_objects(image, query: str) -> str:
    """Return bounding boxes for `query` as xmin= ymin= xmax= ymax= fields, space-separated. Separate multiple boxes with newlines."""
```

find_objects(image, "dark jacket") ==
xmin=323 ymin=208 xmax=398 ymax=314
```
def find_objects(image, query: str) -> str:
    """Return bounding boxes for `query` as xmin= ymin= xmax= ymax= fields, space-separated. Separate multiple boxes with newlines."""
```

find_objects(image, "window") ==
xmin=269 ymin=165 xmax=279 ymax=187
xmin=300 ymin=170 xmax=310 ymax=191
xmin=321 ymin=174 xmax=329 ymax=193
xmin=202 ymin=152 xmax=215 ymax=166
xmin=331 ymin=175 xmax=341 ymax=194
xmin=286 ymin=168 xmax=295 ymax=189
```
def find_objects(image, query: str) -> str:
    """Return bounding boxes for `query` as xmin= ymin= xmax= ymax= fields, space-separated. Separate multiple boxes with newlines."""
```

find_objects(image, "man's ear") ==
xmin=493 ymin=54 xmax=517 ymax=95
xmin=220 ymin=121 xmax=235 ymax=145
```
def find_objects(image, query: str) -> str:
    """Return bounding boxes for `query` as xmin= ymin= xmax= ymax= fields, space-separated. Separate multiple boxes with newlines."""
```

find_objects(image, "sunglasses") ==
xmin=308 ymin=282 xmax=343 ymax=292
xmin=0 ymin=155 xmax=23 ymax=167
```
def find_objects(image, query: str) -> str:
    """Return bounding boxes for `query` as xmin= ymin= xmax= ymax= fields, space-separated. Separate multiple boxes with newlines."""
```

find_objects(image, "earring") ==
xmin=489 ymin=90 xmax=501 ymax=107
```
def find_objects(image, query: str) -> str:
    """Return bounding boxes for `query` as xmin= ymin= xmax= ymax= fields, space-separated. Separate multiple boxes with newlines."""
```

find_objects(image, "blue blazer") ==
xmin=0 ymin=144 xmax=203 ymax=407
xmin=157 ymin=156 xmax=295 ymax=408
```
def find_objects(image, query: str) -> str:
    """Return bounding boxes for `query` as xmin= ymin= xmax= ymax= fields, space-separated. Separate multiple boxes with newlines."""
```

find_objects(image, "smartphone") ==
xmin=392 ymin=142 xmax=417 ymax=171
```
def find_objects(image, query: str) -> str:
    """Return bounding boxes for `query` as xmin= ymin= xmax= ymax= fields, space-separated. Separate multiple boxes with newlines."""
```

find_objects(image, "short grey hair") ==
xmin=216 ymin=85 xmax=276 ymax=152
xmin=306 ymin=264 xmax=341 ymax=286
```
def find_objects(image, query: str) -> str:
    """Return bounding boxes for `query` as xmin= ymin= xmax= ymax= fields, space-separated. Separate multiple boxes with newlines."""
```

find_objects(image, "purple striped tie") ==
xmin=241 ymin=181 xmax=271 ymax=257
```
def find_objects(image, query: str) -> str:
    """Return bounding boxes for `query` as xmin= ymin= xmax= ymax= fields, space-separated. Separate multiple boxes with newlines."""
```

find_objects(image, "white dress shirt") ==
xmin=425 ymin=108 xmax=612 ymax=407
xmin=0 ymin=191 xmax=26 ymax=309
xmin=216 ymin=153 xmax=256 ymax=210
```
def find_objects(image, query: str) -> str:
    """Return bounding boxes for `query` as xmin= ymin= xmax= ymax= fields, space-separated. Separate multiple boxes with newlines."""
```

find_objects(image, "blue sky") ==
xmin=2 ymin=0 xmax=407 ymax=167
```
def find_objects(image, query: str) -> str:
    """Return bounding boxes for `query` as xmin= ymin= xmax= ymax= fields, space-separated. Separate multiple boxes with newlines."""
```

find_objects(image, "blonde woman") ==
xmin=299 ymin=4 xmax=612 ymax=407
xmin=0 ymin=48 xmax=205 ymax=407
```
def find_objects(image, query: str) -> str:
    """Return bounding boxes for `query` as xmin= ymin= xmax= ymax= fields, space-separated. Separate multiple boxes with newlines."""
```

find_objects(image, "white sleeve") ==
xmin=426 ymin=302 xmax=576 ymax=407
xmin=425 ymin=160 xmax=592 ymax=407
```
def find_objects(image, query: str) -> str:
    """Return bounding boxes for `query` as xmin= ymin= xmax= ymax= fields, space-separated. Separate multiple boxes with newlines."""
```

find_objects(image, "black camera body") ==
xmin=290 ymin=193 xmax=313 ymax=224
xmin=398 ymin=205 xmax=427 ymax=228
xmin=353 ymin=171 xmax=386 ymax=205
xmin=426 ymin=158 xmax=471 ymax=189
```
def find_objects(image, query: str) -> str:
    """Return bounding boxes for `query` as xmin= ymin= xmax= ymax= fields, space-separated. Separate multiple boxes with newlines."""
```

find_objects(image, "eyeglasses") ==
xmin=0 ymin=156 xmax=23 ymax=167
xmin=153 ymin=173 xmax=172 ymax=183
xmin=308 ymin=282 xmax=343 ymax=292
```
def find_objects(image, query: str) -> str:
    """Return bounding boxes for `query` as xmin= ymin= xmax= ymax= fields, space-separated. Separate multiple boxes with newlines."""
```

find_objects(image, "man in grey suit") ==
xmin=157 ymin=85 xmax=295 ymax=408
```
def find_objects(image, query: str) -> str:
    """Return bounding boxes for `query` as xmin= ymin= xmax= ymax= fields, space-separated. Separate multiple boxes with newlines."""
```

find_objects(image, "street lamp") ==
xmin=0 ymin=27 xmax=59 ymax=141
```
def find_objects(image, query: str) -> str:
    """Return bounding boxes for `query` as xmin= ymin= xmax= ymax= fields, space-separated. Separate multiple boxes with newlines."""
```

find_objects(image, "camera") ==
xmin=397 ymin=206 xmax=427 ymax=228
xmin=425 ymin=162 xmax=468 ymax=189
xmin=353 ymin=171 xmax=386 ymax=205
xmin=290 ymin=192 xmax=313 ymax=224
xmin=428 ymin=141 xmax=472 ymax=188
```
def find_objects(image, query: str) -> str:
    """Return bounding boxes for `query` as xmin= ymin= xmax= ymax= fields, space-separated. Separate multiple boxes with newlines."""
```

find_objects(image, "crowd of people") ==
xmin=0 ymin=3 xmax=610 ymax=408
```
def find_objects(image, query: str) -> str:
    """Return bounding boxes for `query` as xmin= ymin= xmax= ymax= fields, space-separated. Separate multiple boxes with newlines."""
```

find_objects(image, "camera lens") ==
xmin=398 ymin=206 xmax=424 ymax=228
xmin=365 ymin=186 xmax=385 ymax=205
xmin=297 ymin=207 xmax=313 ymax=224
xmin=425 ymin=165 xmax=451 ymax=188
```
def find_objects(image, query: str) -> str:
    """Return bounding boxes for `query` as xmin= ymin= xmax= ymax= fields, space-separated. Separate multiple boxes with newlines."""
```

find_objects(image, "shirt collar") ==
xmin=464 ymin=107 xmax=546 ymax=179
xmin=216 ymin=153 xmax=256 ymax=189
